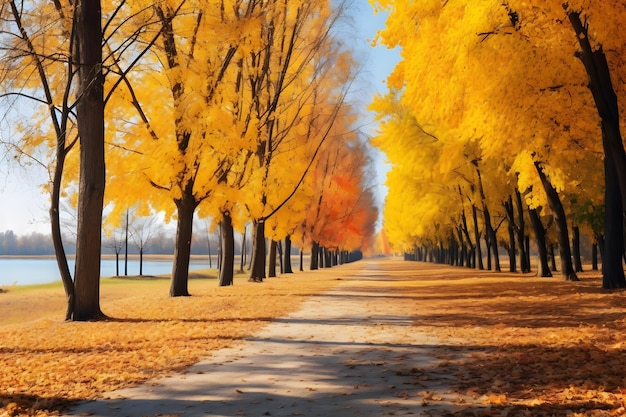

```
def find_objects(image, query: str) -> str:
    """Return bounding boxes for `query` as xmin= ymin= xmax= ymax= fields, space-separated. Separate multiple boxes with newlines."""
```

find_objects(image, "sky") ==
xmin=0 ymin=1 xmax=401 ymax=236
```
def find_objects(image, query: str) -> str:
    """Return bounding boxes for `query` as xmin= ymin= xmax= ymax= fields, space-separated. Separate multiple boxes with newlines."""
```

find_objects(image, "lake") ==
xmin=0 ymin=256 xmax=215 ymax=287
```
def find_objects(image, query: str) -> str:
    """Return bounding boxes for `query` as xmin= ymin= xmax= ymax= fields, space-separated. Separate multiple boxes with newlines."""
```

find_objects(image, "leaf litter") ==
xmin=0 ymin=270 xmax=341 ymax=416
xmin=2 ymin=260 xmax=626 ymax=416
xmin=373 ymin=262 xmax=626 ymax=417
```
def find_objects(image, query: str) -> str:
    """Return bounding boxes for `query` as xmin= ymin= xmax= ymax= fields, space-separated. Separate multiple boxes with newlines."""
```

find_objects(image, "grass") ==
xmin=0 ymin=267 xmax=220 ymax=325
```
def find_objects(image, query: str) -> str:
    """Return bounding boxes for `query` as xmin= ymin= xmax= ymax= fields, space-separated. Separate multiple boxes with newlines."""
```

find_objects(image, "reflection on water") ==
xmin=0 ymin=257 xmax=213 ymax=286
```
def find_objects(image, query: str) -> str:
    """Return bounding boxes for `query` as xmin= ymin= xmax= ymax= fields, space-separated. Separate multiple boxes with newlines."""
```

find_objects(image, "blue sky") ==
xmin=0 ymin=1 xmax=400 ymax=235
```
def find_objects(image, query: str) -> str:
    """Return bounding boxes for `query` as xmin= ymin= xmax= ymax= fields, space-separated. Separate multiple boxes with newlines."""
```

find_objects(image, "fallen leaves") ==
xmin=0 ymin=268 xmax=344 ymax=416
xmin=3 ymin=260 xmax=626 ymax=416
xmin=418 ymin=390 xmax=443 ymax=401
xmin=390 ymin=263 xmax=626 ymax=416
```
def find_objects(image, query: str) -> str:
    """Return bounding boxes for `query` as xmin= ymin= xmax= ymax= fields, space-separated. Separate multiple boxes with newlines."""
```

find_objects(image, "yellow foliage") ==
xmin=369 ymin=0 xmax=617 ymax=248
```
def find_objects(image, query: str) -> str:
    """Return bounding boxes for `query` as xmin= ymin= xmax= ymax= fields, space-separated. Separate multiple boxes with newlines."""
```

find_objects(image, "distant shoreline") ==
xmin=0 ymin=255 xmax=219 ymax=287
xmin=0 ymin=254 xmax=213 ymax=261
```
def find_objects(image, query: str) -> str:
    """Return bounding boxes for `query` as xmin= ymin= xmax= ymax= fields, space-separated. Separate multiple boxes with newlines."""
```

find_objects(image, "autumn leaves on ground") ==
xmin=2 ymin=258 xmax=626 ymax=417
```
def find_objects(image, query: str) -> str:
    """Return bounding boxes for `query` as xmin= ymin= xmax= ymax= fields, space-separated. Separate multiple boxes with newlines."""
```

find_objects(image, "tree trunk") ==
xmin=515 ymin=189 xmax=531 ymax=273
xmin=488 ymin=225 xmax=501 ymax=271
xmin=449 ymin=234 xmax=457 ymax=266
xmin=310 ymin=242 xmax=319 ymax=270
xmin=283 ymin=235 xmax=293 ymax=273
xmin=568 ymin=11 xmax=625 ymax=288
xmin=207 ymin=233 xmax=212 ymax=269
xmin=217 ymin=225 xmax=222 ymax=271
xmin=135 ymin=247 xmax=141 ymax=276
xmin=324 ymin=247 xmax=332 ymax=268
xmin=299 ymin=249 xmax=304 ymax=272
xmin=239 ymin=225 xmax=246 ymax=273
xmin=568 ymin=11 xmax=626 ymax=221
xmin=72 ymin=0 xmax=105 ymax=321
xmin=124 ymin=209 xmax=129 ymax=276
xmin=528 ymin=208 xmax=552 ymax=278
xmin=485 ymin=231 xmax=492 ymax=270
xmin=170 ymin=187 xmax=195 ymax=296
xmin=592 ymin=241 xmax=599 ymax=271
xmin=249 ymin=221 xmax=266 ymax=282
xmin=268 ymin=240 xmax=277 ymax=277
xmin=218 ymin=213 xmax=235 ymax=286
xmin=504 ymin=196 xmax=516 ymax=273
xmin=475 ymin=166 xmax=500 ymax=272
xmin=572 ymin=225 xmax=583 ymax=273
xmin=115 ymin=251 xmax=119 ymax=277
xmin=50 ymin=147 xmax=74 ymax=320
xmin=472 ymin=205 xmax=484 ymax=270
xmin=457 ymin=227 xmax=466 ymax=267
xmin=549 ymin=244 xmax=558 ymax=272
xmin=460 ymin=209 xmax=475 ymax=268
xmin=602 ymin=145 xmax=626 ymax=288
xmin=277 ymin=240 xmax=283 ymax=274
xmin=535 ymin=161 xmax=578 ymax=281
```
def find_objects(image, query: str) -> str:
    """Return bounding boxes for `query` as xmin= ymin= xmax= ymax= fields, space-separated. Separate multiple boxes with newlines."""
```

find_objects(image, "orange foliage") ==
xmin=297 ymin=135 xmax=378 ymax=252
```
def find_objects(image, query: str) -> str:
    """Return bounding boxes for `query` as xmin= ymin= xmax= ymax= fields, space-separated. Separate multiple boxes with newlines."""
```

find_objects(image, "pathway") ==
xmin=65 ymin=259 xmax=466 ymax=417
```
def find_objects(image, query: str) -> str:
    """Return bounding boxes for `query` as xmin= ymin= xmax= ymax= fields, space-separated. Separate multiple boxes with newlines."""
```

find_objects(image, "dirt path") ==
xmin=63 ymin=259 xmax=473 ymax=417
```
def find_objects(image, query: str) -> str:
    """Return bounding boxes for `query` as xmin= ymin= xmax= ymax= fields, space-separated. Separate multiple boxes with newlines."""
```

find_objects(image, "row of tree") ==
xmin=0 ymin=227 xmax=233 ymax=256
xmin=371 ymin=1 xmax=626 ymax=287
xmin=0 ymin=230 xmax=57 ymax=255
xmin=0 ymin=0 xmax=378 ymax=320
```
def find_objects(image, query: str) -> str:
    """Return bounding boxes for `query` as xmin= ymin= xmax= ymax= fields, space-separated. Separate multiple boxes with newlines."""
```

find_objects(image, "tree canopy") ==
xmin=0 ymin=0 xmax=379 ymax=308
xmin=370 ymin=0 xmax=625 ymax=282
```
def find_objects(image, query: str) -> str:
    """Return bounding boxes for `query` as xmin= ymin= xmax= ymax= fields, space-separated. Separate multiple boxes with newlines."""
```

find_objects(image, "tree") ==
xmin=370 ymin=94 xmax=508 ymax=268
xmin=371 ymin=1 xmax=617 ymax=282
xmin=565 ymin=9 xmax=626 ymax=289
xmin=237 ymin=0 xmax=357 ymax=282
xmin=503 ymin=195 xmax=517 ymax=273
xmin=129 ymin=212 xmax=158 ymax=276
xmin=298 ymin=136 xmax=379 ymax=256
xmin=1 ymin=1 xmax=78 ymax=319
xmin=1 ymin=0 xmax=169 ymax=318
xmin=0 ymin=0 xmax=107 ymax=320
xmin=104 ymin=1 xmax=252 ymax=295
xmin=101 ymin=0 xmax=366 ymax=290
xmin=103 ymin=227 xmax=124 ymax=276
xmin=71 ymin=0 xmax=106 ymax=320
xmin=534 ymin=160 xmax=578 ymax=280
xmin=528 ymin=206 xmax=552 ymax=278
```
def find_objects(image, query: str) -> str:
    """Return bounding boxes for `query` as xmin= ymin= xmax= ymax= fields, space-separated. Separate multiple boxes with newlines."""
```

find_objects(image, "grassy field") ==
xmin=0 ymin=268 xmax=211 ymax=325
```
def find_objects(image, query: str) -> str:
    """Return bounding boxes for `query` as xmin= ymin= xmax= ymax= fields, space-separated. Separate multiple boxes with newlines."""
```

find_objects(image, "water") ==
xmin=0 ymin=257 xmax=214 ymax=287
